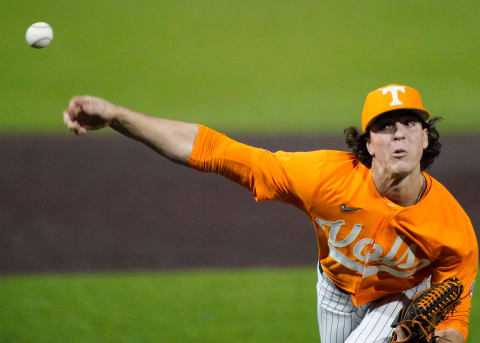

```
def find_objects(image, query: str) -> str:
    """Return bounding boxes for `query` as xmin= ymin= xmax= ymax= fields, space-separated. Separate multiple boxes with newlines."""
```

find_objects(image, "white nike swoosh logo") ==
xmin=340 ymin=204 xmax=362 ymax=212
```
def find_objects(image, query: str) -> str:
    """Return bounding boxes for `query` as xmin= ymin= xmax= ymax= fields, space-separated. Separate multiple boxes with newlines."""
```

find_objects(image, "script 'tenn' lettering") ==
xmin=382 ymin=85 xmax=405 ymax=106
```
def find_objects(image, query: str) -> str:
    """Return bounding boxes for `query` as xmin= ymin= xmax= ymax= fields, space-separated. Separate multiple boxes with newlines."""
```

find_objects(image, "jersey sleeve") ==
xmin=431 ymin=217 xmax=478 ymax=340
xmin=188 ymin=125 xmax=335 ymax=211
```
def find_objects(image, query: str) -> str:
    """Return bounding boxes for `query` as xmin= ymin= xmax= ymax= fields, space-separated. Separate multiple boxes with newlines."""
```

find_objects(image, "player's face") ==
xmin=366 ymin=111 xmax=428 ymax=177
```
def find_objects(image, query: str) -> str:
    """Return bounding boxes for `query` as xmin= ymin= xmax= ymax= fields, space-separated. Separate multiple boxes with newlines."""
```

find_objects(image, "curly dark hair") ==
xmin=344 ymin=116 xmax=442 ymax=170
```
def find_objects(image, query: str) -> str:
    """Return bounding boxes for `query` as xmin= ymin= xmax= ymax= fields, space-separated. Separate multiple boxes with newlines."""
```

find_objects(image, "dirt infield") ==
xmin=1 ymin=134 xmax=479 ymax=273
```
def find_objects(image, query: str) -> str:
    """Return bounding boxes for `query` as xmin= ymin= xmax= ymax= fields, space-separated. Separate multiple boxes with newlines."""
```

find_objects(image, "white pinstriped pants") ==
xmin=316 ymin=266 xmax=431 ymax=343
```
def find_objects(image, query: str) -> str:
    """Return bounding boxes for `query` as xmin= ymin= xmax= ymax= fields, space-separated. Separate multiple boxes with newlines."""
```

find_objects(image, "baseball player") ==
xmin=63 ymin=84 xmax=477 ymax=342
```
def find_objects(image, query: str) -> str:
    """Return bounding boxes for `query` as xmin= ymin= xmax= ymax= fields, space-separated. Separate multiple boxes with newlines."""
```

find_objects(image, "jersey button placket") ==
xmin=357 ymin=207 xmax=398 ymax=297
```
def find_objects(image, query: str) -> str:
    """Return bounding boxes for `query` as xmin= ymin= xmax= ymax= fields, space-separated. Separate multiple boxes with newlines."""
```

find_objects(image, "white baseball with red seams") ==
xmin=26 ymin=22 xmax=53 ymax=48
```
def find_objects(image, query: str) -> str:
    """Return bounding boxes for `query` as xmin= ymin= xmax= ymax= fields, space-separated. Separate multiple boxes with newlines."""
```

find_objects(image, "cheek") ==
xmin=368 ymin=140 xmax=389 ymax=159
xmin=416 ymin=132 xmax=428 ymax=156
xmin=367 ymin=139 xmax=383 ymax=157
xmin=422 ymin=131 xmax=428 ymax=149
xmin=366 ymin=141 xmax=374 ymax=156
xmin=417 ymin=143 xmax=426 ymax=159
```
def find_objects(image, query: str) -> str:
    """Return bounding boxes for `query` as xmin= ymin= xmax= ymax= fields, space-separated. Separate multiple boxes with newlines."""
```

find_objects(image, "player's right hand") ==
xmin=63 ymin=96 xmax=119 ymax=135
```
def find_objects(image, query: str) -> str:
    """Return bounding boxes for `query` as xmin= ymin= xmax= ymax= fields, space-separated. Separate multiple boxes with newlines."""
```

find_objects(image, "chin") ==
xmin=389 ymin=160 xmax=417 ymax=177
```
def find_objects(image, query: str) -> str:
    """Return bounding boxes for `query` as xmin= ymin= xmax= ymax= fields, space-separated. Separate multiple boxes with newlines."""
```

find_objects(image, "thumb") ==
xmin=73 ymin=96 xmax=100 ymax=115
xmin=78 ymin=96 xmax=114 ymax=119
xmin=394 ymin=326 xmax=408 ymax=341
xmin=67 ymin=96 xmax=90 ymax=117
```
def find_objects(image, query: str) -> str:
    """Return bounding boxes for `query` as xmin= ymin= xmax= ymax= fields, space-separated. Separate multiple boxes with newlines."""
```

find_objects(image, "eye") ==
xmin=371 ymin=120 xmax=395 ymax=133
xmin=382 ymin=123 xmax=394 ymax=130
xmin=398 ymin=119 xmax=417 ymax=127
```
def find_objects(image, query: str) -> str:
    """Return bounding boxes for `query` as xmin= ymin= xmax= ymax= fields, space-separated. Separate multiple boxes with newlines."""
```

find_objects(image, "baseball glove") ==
xmin=390 ymin=277 xmax=463 ymax=343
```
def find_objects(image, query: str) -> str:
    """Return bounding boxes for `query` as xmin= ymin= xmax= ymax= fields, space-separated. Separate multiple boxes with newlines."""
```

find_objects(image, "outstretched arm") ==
xmin=64 ymin=96 xmax=315 ymax=209
xmin=63 ymin=96 xmax=199 ymax=165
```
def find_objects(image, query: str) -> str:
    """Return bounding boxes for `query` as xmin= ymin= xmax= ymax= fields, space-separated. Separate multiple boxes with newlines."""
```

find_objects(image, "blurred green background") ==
xmin=1 ymin=0 xmax=479 ymax=133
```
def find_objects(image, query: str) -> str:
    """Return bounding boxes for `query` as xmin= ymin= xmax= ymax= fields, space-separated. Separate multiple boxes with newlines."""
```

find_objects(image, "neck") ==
xmin=371 ymin=165 xmax=425 ymax=207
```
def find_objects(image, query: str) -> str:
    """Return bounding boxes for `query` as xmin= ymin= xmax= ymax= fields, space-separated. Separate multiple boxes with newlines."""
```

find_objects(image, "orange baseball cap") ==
xmin=361 ymin=84 xmax=430 ymax=131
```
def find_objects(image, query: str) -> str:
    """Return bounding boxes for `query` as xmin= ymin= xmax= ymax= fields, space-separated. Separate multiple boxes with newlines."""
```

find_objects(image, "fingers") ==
xmin=81 ymin=96 xmax=100 ymax=116
xmin=394 ymin=326 xmax=407 ymax=340
xmin=64 ymin=95 xmax=114 ymax=134
xmin=64 ymin=96 xmax=97 ymax=135
xmin=63 ymin=110 xmax=86 ymax=135
xmin=67 ymin=96 xmax=89 ymax=118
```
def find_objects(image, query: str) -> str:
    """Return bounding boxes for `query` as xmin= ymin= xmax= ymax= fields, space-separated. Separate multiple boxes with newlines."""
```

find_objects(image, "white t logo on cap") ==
xmin=382 ymin=86 xmax=405 ymax=106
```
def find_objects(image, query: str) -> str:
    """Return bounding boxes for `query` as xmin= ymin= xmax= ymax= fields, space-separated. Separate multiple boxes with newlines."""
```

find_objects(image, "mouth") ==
xmin=392 ymin=149 xmax=407 ymax=157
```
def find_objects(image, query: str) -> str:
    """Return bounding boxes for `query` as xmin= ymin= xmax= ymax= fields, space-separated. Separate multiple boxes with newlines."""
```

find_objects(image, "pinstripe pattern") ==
xmin=317 ymin=266 xmax=431 ymax=343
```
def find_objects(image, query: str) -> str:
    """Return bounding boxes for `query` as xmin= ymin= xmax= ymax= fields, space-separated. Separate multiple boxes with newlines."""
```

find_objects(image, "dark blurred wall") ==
xmin=1 ymin=134 xmax=479 ymax=273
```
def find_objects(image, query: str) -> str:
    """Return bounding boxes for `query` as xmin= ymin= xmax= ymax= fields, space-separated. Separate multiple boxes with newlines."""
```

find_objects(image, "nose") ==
xmin=393 ymin=122 xmax=407 ymax=140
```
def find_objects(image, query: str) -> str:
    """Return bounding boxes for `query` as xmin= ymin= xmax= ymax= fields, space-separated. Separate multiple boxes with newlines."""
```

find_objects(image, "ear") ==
xmin=366 ymin=136 xmax=375 ymax=157
xmin=422 ymin=128 xmax=428 ymax=149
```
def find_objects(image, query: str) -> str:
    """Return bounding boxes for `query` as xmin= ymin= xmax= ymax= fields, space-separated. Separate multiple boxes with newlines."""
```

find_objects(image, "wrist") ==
xmin=109 ymin=105 xmax=131 ymax=128
xmin=111 ymin=104 xmax=126 ymax=122
xmin=108 ymin=106 xmax=142 ymax=138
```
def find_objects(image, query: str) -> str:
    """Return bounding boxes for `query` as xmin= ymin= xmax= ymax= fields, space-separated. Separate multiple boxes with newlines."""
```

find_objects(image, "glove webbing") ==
xmin=391 ymin=277 xmax=463 ymax=343
xmin=394 ymin=315 xmax=438 ymax=342
xmin=412 ymin=277 xmax=463 ymax=325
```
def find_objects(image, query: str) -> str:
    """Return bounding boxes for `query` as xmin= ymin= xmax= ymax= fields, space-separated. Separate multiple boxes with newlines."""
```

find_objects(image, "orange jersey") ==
xmin=188 ymin=125 xmax=478 ymax=339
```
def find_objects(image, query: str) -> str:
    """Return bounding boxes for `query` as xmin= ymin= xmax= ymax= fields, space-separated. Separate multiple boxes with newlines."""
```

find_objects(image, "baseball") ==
xmin=26 ymin=22 xmax=54 ymax=48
